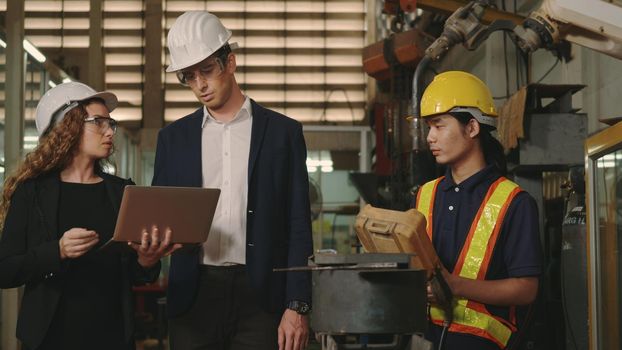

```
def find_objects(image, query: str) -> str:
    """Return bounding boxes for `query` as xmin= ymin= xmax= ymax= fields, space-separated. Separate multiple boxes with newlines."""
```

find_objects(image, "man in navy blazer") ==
xmin=153 ymin=11 xmax=313 ymax=350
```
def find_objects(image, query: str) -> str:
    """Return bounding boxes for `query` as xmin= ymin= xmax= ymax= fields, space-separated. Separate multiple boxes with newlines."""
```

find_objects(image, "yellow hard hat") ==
xmin=420 ymin=71 xmax=497 ymax=127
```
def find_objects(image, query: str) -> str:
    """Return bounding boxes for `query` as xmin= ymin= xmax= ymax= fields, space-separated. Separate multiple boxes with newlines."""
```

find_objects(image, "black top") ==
xmin=0 ymin=171 xmax=159 ymax=350
xmin=40 ymin=181 xmax=126 ymax=350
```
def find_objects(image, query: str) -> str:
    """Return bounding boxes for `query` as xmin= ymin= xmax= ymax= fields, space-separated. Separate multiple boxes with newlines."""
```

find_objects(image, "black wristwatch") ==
xmin=287 ymin=300 xmax=311 ymax=315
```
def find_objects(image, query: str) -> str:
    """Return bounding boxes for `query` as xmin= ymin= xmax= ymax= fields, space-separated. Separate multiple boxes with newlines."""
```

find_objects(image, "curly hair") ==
xmin=0 ymin=101 xmax=112 ymax=228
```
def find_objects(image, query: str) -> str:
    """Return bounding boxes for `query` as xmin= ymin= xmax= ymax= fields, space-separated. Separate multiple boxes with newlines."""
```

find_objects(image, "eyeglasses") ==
xmin=176 ymin=56 xmax=227 ymax=86
xmin=84 ymin=116 xmax=118 ymax=135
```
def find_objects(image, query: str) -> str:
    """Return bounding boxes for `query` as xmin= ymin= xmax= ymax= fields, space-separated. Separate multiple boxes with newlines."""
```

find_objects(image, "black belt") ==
xmin=199 ymin=264 xmax=246 ymax=272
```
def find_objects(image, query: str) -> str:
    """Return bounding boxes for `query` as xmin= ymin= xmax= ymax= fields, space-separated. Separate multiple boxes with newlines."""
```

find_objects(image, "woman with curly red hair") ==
xmin=0 ymin=82 xmax=178 ymax=350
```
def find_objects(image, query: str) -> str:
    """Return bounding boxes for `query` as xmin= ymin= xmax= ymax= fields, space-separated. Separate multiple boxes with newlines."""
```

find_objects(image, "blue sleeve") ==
xmin=501 ymin=192 xmax=543 ymax=277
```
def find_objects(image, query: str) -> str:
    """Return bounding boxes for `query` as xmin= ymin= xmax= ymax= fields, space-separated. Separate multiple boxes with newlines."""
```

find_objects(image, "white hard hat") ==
xmin=166 ymin=11 xmax=237 ymax=72
xmin=35 ymin=81 xmax=118 ymax=136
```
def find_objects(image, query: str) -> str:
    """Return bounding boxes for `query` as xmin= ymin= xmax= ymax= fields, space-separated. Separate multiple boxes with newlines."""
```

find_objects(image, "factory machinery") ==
xmin=307 ymin=0 xmax=622 ymax=349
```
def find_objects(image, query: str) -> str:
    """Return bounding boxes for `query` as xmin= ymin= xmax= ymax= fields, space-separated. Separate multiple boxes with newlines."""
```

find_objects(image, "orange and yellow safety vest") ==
xmin=416 ymin=176 xmax=522 ymax=348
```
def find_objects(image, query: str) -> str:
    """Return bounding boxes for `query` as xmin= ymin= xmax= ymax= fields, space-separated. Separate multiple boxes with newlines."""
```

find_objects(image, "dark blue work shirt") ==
xmin=420 ymin=165 xmax=542 ymax=349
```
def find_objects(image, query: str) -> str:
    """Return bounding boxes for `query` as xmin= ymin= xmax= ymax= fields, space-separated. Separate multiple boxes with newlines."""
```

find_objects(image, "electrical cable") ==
xmin=513 ymin=0 xmax=521 ymax=89
xmin=535 ymin=58 xmax=560 ymax=83
xmin=493 ymin=55 xmax=555 ymax=99
xmin=500 ymin=0 xmax=511 ymax=98
xmin=437 ymin=321 xmax=450 ymax=350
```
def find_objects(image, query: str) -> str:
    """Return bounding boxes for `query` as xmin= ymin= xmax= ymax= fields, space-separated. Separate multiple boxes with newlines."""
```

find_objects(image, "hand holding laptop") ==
xmin=128 ymin=225 xmax=183 ymax=268
xmin=102 ymin=186 xmax=220 ymax=253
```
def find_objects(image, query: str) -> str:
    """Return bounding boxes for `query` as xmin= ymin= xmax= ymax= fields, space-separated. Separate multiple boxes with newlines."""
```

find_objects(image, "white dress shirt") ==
xmin=200 ymin=97 xmax=252 ymax=265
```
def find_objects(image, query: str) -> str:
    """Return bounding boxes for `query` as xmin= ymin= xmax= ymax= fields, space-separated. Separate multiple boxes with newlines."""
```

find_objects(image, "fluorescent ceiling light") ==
xmin=22 ymin=39 xmax=46 ymax=63
xmin=48 ymin=81 xmax=57 ymax=88
xmin=62 ymin=77 xmax=72 ymax=83
xmin=0 ymin=38 xmax=50 ymax=65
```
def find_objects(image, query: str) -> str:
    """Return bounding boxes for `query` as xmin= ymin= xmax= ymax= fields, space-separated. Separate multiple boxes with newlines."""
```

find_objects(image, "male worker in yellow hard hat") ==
xmin=152 ymin=11 xmax=312 ymax=350
xmin=414 ymin=71 xmax=542 ymax=349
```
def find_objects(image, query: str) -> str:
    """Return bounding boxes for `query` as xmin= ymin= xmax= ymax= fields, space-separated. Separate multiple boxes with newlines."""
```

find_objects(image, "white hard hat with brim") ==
xmin=35 ymin=81 xmax=118 ymax=136
xmin=166 ymin=11 xmax=238 ymax=73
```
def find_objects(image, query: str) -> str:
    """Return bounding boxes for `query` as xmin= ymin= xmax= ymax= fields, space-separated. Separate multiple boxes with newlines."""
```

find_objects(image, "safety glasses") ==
xmin=84 ymin=116 xmax=118 ymax=135
xmin=176 ymin=56 xmax=227 ymax=86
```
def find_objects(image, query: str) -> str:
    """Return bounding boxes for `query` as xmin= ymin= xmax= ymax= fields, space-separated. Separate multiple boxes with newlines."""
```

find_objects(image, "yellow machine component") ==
xmin=355 ymin=204 xmax=439 ymax=275
xmin=354 ymin=204 xmax=453 ymax=315
xmin=420 ymin=71 xmax=498 ymax=118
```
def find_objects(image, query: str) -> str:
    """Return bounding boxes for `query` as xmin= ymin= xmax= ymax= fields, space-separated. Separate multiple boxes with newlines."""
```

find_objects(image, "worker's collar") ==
xmin=439 ymin=164 xmax=498 ymax=193
xmin=202 ymin=96 xmax=251 ymax=127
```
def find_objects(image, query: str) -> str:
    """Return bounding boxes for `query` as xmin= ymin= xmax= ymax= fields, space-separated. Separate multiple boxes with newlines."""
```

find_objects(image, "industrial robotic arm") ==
xmin=409 ymin=0 xmax=622 ymax=161
xmin=426 ymin=0 xmax=622 ymax=62
xmin=515 ymin=0 xmax=622 ymax=60
xmin=424 ymin=0 xmax=516 ymax=61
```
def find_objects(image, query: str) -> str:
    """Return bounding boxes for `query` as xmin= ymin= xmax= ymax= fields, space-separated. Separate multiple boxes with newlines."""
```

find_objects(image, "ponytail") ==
xmin=450 ymin=112 xmax=507 ymax=175
xmin=480 ymin=126 xmax=507 ymax=176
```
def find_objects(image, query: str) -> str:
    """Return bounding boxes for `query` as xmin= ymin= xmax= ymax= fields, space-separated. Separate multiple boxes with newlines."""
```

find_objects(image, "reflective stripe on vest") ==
xmin=415 ymin=177 xmax=443 ymax=239
xmin=417 ymin=177 xmax=522 ymax=348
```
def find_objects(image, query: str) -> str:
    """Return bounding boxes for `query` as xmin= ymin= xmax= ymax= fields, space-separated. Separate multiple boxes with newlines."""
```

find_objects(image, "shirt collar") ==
xmin=439 ymin=164 xmax=499 ymax=192
xmin=201 ymin=96 xmax=252 ymax=128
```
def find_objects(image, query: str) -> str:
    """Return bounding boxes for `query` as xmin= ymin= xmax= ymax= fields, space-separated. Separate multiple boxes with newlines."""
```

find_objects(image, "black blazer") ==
xmin=0 ymin=172 xmax=160 ymax=350
xmin=152 ymin=100 xmax=313 ymax=317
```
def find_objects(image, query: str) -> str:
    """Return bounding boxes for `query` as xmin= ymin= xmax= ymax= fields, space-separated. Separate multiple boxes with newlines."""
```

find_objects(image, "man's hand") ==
xmin=59 ymin=228 xmax=99 ymax=259
xmin=278 ymin=309 xmax=309 ymax=350
xmin=429 ymin=264 xmax=539 ymax=306
xmin=128 ymin=226 xmax=182 ymax=268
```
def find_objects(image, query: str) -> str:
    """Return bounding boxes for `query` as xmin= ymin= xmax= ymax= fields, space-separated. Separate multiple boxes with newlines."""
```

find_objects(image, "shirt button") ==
xmin=224 ymin=152 xmax=229 ymax=156
xmin=449 ymin=205 xmax=454 ymax=211
xmin=224 ymin=180 xmax=229 ymax=185
xmin=455 ymin=187 xmax=460 ymax=192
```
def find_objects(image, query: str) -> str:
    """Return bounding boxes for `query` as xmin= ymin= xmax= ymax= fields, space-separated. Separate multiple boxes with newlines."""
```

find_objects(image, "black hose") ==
xmin=411 ymin=56 xmax=432 ymax=121
xmin=409 ymin=55 xmax=434 ymax=189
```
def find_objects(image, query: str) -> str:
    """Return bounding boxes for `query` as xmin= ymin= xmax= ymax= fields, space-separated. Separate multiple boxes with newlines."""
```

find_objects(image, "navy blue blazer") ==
xmin=152 ymin=100 xmax=313 ymax=317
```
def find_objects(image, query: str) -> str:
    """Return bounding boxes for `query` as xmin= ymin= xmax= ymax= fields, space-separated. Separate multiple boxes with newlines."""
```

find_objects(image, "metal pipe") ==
xmin=408 ymin=56 xmax=434 ymax=189
xmin=410 ymin=56 xmax=431 ymax=139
